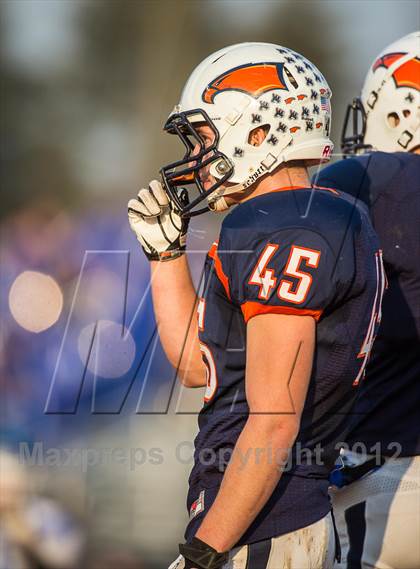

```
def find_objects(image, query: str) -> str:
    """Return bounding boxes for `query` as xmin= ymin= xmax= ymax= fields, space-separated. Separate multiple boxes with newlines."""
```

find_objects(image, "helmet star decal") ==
xmin=373 ymin=52 xmax=420 ymax=90
xmin=202 ymin=62 xmax=289 ymax=104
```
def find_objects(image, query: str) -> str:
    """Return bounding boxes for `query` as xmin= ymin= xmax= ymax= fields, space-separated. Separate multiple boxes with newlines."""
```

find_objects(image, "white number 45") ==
xmin=249 ymin=243 xmax=321 ymax=304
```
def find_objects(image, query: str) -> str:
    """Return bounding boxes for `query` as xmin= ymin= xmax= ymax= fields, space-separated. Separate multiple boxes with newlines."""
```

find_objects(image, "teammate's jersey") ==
xmin=315 ymin=152 xmax=420 ymax=457
xmin=185 ymin=187 xmax=383 ymax=545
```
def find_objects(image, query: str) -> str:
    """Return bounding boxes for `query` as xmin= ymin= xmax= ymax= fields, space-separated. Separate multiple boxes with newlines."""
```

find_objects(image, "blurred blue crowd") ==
xmin=1 ymin=201 xmax=177 ymax=449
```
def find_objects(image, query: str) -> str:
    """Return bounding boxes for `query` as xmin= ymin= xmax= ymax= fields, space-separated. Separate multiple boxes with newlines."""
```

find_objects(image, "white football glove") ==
xmin=128 ymin=180 xmax=189 ymax=261
xmin=167 ymin=555 xmax=185 ymax=569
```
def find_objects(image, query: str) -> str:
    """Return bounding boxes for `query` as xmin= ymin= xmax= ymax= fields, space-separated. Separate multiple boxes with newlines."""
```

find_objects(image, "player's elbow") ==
xmin=178 ymin=368 xmax=207 ymax=388
xmin=248 ymin=413 xmax=301 ymax=445
xmin=272 ymin=418 xmax=301 ymax=445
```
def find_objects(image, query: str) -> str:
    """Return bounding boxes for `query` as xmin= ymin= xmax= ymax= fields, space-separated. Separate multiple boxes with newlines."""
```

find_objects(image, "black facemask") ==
xmin=341 ymin=98 xmax=372 ymax=156
xmin=160 ymin=109 xmax=234 ymax=217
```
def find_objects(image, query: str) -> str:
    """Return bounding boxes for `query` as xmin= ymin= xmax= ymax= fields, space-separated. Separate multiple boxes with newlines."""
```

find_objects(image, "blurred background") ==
xmin=1 ymin=1 xmax=418 ymax=567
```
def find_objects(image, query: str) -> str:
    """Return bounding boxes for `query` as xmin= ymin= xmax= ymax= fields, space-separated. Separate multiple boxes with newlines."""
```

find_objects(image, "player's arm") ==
xmin=128 ymin=180 xmax=206 ymax=387
xmin=150 ymin=256 xmax=206 ymax=387
xmin=195 ymin=312 xmax=315 ymax=551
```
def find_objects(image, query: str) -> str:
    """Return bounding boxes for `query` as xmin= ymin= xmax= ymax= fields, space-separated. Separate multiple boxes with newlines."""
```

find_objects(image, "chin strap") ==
xmin=207 ymin=140 xmax=292 ymax=212
xmin=207 ymin=182 xmax=244 ymax=212
xmin=208 ymin=197 xmax=229 ymax=212
xmin=207 ymin=155 xmax=283 ymax=212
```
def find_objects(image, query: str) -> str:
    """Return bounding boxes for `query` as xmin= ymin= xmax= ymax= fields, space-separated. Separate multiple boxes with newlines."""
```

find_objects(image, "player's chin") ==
xmin=223 ymin=195 xmax=238 ymax=206
xmin=201 ymin=177 xmax=216 ymax=191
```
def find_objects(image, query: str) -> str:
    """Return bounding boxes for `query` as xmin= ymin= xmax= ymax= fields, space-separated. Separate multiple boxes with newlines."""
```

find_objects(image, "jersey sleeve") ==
xmin=220 ymin=228 xmax=341 ymax=323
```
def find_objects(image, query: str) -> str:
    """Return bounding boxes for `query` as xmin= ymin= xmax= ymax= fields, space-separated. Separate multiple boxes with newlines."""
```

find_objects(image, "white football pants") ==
xmin=330 ymin=455 xmax=420 ymax=569
xmin=169 ymin=511 xmax=336 ymax=569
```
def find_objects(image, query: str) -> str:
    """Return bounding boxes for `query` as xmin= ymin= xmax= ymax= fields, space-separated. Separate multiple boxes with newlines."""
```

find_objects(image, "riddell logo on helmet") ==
xmin=202 ymin=62 xmax=289 ymax=104
xmin=322 ymin=145 xmax=333 ymax=159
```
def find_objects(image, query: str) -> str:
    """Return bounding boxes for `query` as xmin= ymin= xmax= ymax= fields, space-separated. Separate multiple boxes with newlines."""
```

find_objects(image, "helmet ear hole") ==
xmin=402 ymin=109 xmax=411 ymax=118
xmin=248 ymin=124 xmax=270 ymax=146
xmin=387 ymin=112 xmax=400 ymax=128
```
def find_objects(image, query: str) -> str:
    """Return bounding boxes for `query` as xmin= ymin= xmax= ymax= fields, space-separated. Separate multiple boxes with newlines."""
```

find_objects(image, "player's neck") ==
xmin=242 ymin=165 xmax=310 ymax=202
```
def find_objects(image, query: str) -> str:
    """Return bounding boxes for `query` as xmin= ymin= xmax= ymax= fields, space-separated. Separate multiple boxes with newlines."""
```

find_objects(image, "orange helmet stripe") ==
xmin=393 ymin=57 xmax=420 ymax=90
xmin=373 ymin=52 xmax=420 ymax=91
xmin=202 ymin=63 xmax=288 ymax=104
xmin=372 ymin=52 xmax=405 ymax=72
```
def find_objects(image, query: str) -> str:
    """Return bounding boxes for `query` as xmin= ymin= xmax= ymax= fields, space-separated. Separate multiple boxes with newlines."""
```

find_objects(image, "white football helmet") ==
xmin=342 ymin=31 xmax=420 ymax=154
xmin=160 ymin=42 xmax=333 ymax=216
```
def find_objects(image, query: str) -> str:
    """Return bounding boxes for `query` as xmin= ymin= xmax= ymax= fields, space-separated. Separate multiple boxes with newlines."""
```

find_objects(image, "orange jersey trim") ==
xmin=269 ymin=185 xmax=339 ymax=195
xmin=311 ymin=184 xmax=340 ymax=196
xmin=208 ymin=241 xmax=231 ymax=300
xmin=241 ymin=301 xmax=322 ymax=323
xmin=271 ymin=185 xmax=308 ymax=193
xmin=270 ymin=184 xmax=340 ymax=196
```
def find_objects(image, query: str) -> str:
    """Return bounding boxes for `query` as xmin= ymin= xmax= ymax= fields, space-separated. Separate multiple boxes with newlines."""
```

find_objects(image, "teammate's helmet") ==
xmin=342 ymin=31 xmax=420 ymax=155
xmin=160 ymin=42 xmax=333 ymax=216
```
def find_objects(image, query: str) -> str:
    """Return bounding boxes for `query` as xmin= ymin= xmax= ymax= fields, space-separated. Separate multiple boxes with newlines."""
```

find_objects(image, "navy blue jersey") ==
xmin=315 ymin=152 xmax=420 ymax=457
xmin=185 ymin=187 xmax=383 ymax=545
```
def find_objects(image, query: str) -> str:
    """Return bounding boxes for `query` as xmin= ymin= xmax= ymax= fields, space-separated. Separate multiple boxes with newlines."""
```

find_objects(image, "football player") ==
xmin=128 ymin=43 xmax=384 ymax=569
xmin=314 ymin=32 xmax=420 ymax=569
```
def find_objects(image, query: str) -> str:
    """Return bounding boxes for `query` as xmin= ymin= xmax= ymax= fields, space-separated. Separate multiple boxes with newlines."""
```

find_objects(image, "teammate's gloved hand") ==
xmin=128 ymin=180 xmax=189 ymax=261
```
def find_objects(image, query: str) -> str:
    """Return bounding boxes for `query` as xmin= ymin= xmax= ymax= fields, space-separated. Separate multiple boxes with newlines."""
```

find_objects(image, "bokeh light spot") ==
xmin=78 ymin=320 xmax=136 ymax=379
xmin=9 ymin=270 xmax=63 ymax=333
